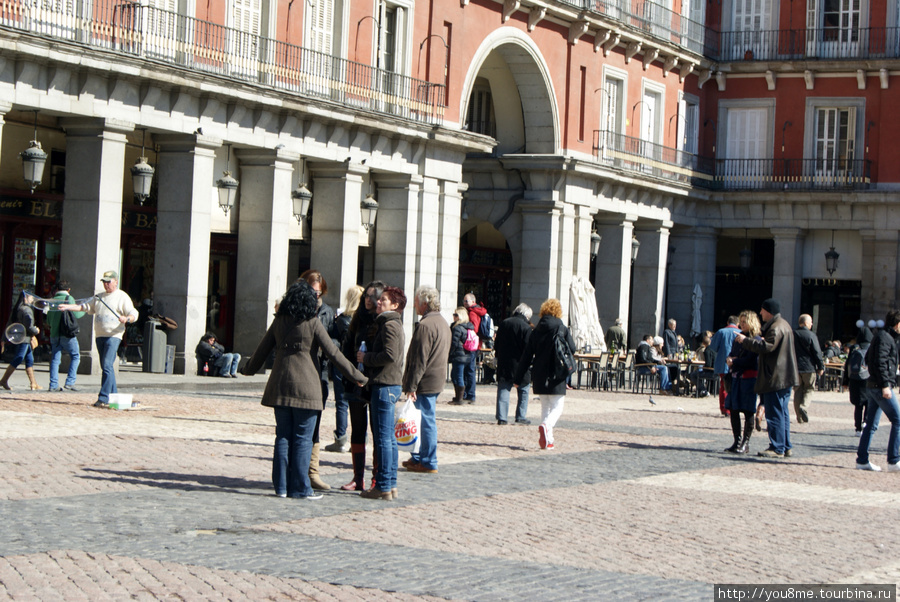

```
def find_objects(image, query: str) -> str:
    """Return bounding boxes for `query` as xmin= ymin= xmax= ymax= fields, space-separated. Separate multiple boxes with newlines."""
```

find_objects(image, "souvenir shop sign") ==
xmin=0 ymin=196 xmax=62 ymax=220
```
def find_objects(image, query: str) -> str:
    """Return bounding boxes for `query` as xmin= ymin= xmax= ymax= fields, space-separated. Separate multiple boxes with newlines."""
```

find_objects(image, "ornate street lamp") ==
xmin=130 ymin=128 xmax=154 ymax=205
xmin=291 ymin=184 xmax=312 ymax=224
xmin=825 ymin=230 xmax=840 ymax=276
xmin=216 ymin=144 xmax=238 ymax=215
xmin=630 ymin=235 xmax=641 ymax=264
xmin=360 ymin=193 xmax=379 ymax=232
xmin=590 ymin=229 xmax=602 ymax=260
xmin=20 ymin=111 xmax=47 ymax=194
xmin=739 ymin=228 xmax=752 ymax=270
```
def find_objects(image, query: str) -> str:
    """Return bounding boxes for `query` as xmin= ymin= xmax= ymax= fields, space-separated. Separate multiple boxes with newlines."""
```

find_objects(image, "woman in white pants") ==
xmin=514 ymin=299 xmax=575 ymax=449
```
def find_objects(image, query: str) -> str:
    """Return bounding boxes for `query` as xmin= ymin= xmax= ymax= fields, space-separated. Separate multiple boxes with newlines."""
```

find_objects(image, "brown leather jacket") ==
xmin=741 ymin=313 xmax=800 ymax=394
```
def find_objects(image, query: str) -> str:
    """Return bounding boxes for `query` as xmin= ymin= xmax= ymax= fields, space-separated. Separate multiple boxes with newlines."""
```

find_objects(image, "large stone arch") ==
xmin=460 ymin=28 xmax=560 ymax=155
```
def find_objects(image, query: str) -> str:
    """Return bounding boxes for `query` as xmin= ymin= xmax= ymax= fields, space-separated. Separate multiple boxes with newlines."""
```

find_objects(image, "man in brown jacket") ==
xmin=402 ymin=286 xmax=452 ymax=473
xmin=736 ymin=298 xmax=800 ymax=458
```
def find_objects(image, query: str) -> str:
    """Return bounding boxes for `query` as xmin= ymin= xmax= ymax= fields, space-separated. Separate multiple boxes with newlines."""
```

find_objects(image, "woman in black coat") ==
xmin=513 ymin=299 xmax=575 ymax=450
xmin=1 ymin=291 xmax=42 ymax=391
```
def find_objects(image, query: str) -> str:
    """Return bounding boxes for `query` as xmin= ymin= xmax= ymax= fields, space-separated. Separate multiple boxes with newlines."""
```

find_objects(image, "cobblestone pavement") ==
xmin=1 ymin=367 xmax=899 ymax=600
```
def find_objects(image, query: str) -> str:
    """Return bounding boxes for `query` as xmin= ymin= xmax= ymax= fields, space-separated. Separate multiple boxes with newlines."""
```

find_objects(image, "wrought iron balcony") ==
xmin=718 ymin=27 xmax=900 ymax=61
xmin=0 ymin=0 xmax=445 ymax=125
xmin=592 ymin=131 xmax=873 ymax=191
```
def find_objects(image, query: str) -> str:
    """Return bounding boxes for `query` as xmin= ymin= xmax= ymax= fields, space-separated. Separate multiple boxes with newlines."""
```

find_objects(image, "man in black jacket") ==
xmin=494 ymin=303 xmax=533 ymax=425
xmin=856 ymin=309 xmax=900 ymax=471
xmin=793 ymin=314 xmax=824 ymax=423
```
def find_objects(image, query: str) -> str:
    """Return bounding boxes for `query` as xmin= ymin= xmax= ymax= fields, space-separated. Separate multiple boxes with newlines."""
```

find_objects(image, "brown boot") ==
xmin=308 ymin=443 xmax=331 ymax=491
xmin=25 ymin=367 xmax=42 ymax=390
xmin=340 ymin=444 xmax=366 ymax=491
xmin=448 ymin=385 xmax=465 ymax=405
xmin=0 ymin=364 xmax=16 ymax=390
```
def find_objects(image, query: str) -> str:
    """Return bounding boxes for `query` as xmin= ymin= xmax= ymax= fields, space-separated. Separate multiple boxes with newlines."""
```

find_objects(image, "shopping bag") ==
xmin=394 ymin=397 xmax=421 ymax=454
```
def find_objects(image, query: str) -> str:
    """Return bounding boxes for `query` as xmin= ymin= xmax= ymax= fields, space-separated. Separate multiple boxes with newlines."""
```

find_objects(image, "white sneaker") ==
xmin=856 ymin=462 xmax=882 ymax=472
xmin=303 ymin=493 xmax=324 ymax=500
xmin=886 ymin=463 xmax=900 ymax=472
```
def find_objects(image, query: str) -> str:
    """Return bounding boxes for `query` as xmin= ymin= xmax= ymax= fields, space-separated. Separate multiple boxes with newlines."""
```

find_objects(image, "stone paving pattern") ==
xmin=1 ymin=367 xmax=899 ymax=600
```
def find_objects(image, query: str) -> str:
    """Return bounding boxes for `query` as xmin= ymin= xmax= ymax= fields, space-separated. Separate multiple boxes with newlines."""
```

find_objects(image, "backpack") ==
xmin=477 ymin=312 xmax=493 ymax=339
xmin=463 ymin=327 xmax=480 ymax=352
xmin=550 ymin=329 xmax=576 ymax=382
xmin=59 ymin=294 xmax=80 ymax=338
xmin=848 ymin=346 xmax=869 ymax=381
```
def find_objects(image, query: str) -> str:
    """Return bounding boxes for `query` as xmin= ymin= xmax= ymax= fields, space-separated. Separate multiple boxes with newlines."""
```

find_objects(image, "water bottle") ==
xmin=358 ymin=341 xmax=366 ymax=371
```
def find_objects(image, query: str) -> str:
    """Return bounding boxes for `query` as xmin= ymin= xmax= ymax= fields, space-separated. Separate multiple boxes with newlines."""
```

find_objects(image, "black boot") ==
xmin=724 ymin=411 xmax=742 ymax=453
xmin=737 ymin=412 xmax=754 ymax=454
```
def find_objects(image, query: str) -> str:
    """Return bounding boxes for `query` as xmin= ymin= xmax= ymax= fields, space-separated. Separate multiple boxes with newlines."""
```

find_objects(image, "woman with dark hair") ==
xmin=339 ymin=280 xmax=386 ymax=491
xmin=357 ymin=285 xmax=406 ymax=500
xmin=297 ymin=269 xmax=335 ymax=491
xmin=1 ymin=291 xmax=42 ymax=391
xmin=243 ymin=280 xmax=367 ymax=500
xmin=724 ymin=310 xmax=761 ymax=454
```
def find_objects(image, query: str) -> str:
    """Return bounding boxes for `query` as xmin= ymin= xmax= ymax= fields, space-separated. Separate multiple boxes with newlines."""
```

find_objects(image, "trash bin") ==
xmin=164 ymin=345 xmax=175 ymax=374
xmin=142 ymin=319 xmax=168 ymax=373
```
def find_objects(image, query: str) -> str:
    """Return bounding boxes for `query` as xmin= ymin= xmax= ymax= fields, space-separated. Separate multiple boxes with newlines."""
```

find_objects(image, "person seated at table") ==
xmin=688 ymin=333 xmax=716 ymax=396
xmin=823 ymin=340 xmax=842 ymax=361
xmin=636 ymin=334 xmax=672 ymax=393
xmin=654 ymin=335 xmax=682 ymax=393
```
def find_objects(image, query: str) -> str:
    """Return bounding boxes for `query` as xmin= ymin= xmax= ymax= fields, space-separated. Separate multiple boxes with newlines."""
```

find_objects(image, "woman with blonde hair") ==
xmin=447 ymin=306 xmax=474 ymax=405
xmin=724 ymin=310 xmax=761 ymax=454
xmin=513 ymin=299 xmax=575 ymax=450
xmin=324 ymin=285 xmax=365 ymax=453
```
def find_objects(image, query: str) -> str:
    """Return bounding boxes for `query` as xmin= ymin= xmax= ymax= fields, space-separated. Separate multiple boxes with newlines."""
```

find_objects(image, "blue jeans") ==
xmin=496 ymin=379 xmax=529 ymax=422
xmin=450 ymin=361 xmax=466 ymax=387
xmin=857 ymin=386 xmax=900 ymax=466
xmin=213 ymin=353 xmax=240 ymax=376
xmin=638 ymin=365 xmax=670 ymax=390
xmin=9 ymin=341 xmax=34 ymax=368
xmin=331 ymin=365 xmax=348 ymax=438
xmin=371 ymin=384 xmax=400 ymax=492
xmin=411 ymin=392 xmax=438 ymax=469
xmin=96 ymin=337 xmax=122 ymax=403
xmin=49 ymin=336 xmax=80 ymax=389
xmin=464 ymin=351 xmax=477 ymax=400
xmin=272 ymin=406 xmax=318 ymax=497
xmin=762 ymin=387 xmax=792 ymax=454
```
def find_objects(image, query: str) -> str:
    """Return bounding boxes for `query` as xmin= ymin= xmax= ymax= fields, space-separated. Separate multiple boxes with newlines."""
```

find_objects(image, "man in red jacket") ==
xmin=463 ymin=293 xmax=487 ymax=403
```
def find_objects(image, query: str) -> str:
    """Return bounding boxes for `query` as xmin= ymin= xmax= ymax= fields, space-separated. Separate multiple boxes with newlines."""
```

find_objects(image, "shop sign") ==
xmin=0 ymin=196 xmax=62 ymax=220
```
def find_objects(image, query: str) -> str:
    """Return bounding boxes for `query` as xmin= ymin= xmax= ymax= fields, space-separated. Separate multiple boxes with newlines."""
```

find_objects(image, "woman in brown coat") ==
xmin=243 ymin=281 xmax=366 ymax=500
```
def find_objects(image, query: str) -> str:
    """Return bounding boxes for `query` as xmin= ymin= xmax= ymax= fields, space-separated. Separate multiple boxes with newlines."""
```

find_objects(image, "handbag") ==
xmin=394 ymin=397 xmax=421 ymax=454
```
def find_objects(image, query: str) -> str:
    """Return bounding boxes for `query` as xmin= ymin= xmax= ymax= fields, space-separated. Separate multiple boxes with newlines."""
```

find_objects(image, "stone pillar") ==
xmin=435 ymin=180 xmax=463 ymax=320
xmin=860 ymin=229 xmax=899 ymax=319
xmin=668 ymin=227 xmax=717 ymax=341
xmin=59 ymin=118 xmax=133 ymax=375
xmin=771 ymin=227 xmax=804 ymax=321
xmin=309 ymin=163 xmax=367 ymax=310
xmin=153 ymin=134 xmax=221 ymax=375
xmin=233 ymin=147 xmax=297 ymax=355
xmin=631 ymin=221 xmax=672 ymax=340
xmin=0 ymin=102 xmax=11 ymax=159
xmin=516 ymin=199 xmax=562 ymax=315
xmin=595 ymin=215 xmax=637 ymax=346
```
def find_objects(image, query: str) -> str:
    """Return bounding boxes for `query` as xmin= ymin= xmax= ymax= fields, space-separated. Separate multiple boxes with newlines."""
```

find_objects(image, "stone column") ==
xmin=309 ymin=163 xmax=367 ymax=310
xmin=0 ymin=102 xmax=11 ymax=159
xmin=631 ymin=221 xmax=672 ymax=340
xmin=233 ymin=147 xmax=297 ymax=355
xmin=153 ymin=133 xmax=221 ymax=375
xmin=771 ymin=227 xmax=805 ymax=321
xmin=516 ymin=199 xmax=562 ymax=315
xmin=435 ymin=180 xmax=463 ymax=320
xmin=668 ymin=227 xmax=717 ymax=340
xmin=860 ymin=229 xmax=899 ymax=319
xmin=59 ymin=118 xmax=133 ymax=374
xmin=594 ymin=215 xmax=637 ymax=346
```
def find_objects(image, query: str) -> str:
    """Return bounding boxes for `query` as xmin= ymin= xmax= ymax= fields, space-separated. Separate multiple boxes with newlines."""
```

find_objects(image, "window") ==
xmin=231 ymin=0 xmax=263 ymax=77
xmin=677 ymin=93 xmax=699 ymax=167
xmin=807 ymin=0 xmax=865 ymax=57
xmin=718 ymin=99 xmax=775 ymax=188
xmin=466 ymin=78 xmax=496 ymax=137
xmin=304 ymin=0 xmax=333 ymax=95
xmin=639 ymin=82 xmax=665 ymax=174
xmin=803 ymin=98 xmax=865 ymax=186
xmin=600 ymin=69 xmax=626 ymax=163
xmin=731 ymin=0 xmax=774 ymax=57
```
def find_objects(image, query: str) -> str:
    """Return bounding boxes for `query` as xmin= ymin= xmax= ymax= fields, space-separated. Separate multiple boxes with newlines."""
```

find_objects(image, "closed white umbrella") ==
xmin=691 ymin=283 xmax=703 ymax=337
xmin=568 ymin=276 xmax=606 ymax=352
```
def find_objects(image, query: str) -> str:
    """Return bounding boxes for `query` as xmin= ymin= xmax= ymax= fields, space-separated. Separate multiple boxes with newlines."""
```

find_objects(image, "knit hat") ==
xmin=761 ymin=298 xmax=781 ymax=315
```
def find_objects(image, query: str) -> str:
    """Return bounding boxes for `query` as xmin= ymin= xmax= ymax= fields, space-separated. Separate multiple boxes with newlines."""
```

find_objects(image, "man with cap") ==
xmin=735 ymin=298 xmax=800 ymax=458
xmin=60 ymin=270 xmax=139 ymax=408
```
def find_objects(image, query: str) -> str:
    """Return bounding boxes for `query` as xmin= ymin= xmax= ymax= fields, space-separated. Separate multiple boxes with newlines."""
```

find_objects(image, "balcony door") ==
xmin=640 ymin=89 xmax=662 ymax=173
xmin=601 ymin=76 xmax=624 ymax=163
xmin=304 ymin=0 xmax=334 ymax=96
xmin=723 ymin=107 xmax=769 ymax=188
xmin=814 ymin=107 xmax=857 ymax=185
xmin=143 ymin=0 xmax=179 ymax=62
xmin=731 ymin=0 xmax=772 ymax=59
xmin=807 ymin=0 xmax=862 ymax=57
xmin=229 ymin=0 xmax=261 ymax=78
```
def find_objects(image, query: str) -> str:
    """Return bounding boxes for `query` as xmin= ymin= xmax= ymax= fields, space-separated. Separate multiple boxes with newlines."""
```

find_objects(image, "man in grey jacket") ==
xmin=736 ymin=298 xmax=800 ymax=458
xmin=793 ymin=314 xmax=824 ymax=423
xmin=401 ymin=286 xmax=451 ymax=474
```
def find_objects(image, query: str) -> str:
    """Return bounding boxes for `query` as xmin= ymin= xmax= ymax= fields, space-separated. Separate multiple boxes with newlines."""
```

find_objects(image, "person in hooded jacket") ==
xmin=447 ymin=307 xmax=474 ymax=405
xmin=513 ymin=298 xmax=575 ymax=450
xmin=242 ymin=280 xmax=367 ymax=500
xmin=494 ymin=303 xmax=533 ymax=425
xmin=856 ymin=309 xmax=900 ymax=472
xmin=846 ymin=323 xmax=874 ymax=435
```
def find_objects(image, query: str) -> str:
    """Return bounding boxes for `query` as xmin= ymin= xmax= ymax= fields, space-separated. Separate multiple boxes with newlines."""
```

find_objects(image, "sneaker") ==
xmin=497 ymin=420 xmax=508 ymax=425
xmin=64 ymin=386 xmax=78 ymax=392
xmin=545 ymin=442 xmax=555 ymax=450
xmin=93 ymin=400 xmax=109 ymax=408
xmin=856 ymin=430 xmax=863 ymax=436
xmin=757 ymin=448 xmax=784 ymax=458
xmin=856 ymin=462 xmax=882 ymax=471
xmin=302 ymin=493 xmax=324 ymax=500
xmin=276 ymin=493 xmax=287 ymax=498
xmin=515 ymin=418 xmax=532 ymax=425
xmin=466 ymin=399 xmax=476 ymax=405
xmin=887 ymin=463 xmax=900 ymax=472
xmin=49 ymin=387 xmax=63 ymax=392
xmin=538 ymin=424 xmax=547 ymax=450
xmin=784 ymin=449 xmax=793 ymax=458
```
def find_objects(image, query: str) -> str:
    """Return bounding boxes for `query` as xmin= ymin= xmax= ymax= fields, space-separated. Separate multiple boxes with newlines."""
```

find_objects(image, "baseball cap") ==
xmin=101 ymin=270 xmax=118 ymax=282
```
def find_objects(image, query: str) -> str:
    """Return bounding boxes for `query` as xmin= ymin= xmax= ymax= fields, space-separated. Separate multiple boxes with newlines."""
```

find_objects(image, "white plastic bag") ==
xmin=394 ymin=397 xmax=421 ymax=454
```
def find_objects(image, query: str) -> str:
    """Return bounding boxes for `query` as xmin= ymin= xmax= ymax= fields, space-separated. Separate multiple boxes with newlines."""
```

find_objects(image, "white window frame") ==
xmin=803 ymin=97 xmax=866 ymax=184
xmin=723 ymin=0 xmax=778 ymax=60
xmin=639 ymin=79 xmax=665 ymax=174
xmin=717 ymin=99 xmax=776 ymax=188
xmin=677 ymin=91 xmax=700 ymax=167
xmin=806 ymin=0 xmax=868 ymax=57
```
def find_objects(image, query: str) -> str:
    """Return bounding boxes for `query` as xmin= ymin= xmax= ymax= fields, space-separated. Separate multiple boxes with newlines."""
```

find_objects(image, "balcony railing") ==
xmin=592 ymin=131 xmax=873 ymax=190
xmin=718 ymin=27 xmax=900 ymax=61
xmin=0 ymin=0 xmax=445 ymax=125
